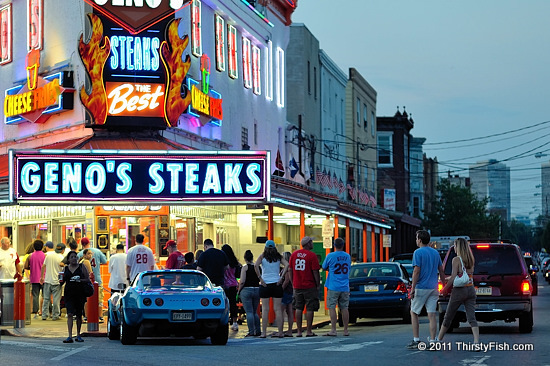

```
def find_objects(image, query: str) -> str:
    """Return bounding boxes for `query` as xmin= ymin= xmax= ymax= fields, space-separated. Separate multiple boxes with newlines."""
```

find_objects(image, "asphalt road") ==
xmin=1 ymin=275 xmax=549 ymax=366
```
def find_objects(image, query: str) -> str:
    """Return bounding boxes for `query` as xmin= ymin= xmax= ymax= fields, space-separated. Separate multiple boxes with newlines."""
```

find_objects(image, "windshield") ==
xmin=140 ymin=272 xmax=210 ymax=291
xmin=350 ymin=264 xmax=401 ymax=278
xmin=444 ymin=245 xmax=524 ymax=275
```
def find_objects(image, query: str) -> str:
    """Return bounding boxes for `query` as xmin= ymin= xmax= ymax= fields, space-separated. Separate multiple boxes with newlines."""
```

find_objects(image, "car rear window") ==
xmin=350 ymin=264 xmax=400 ymax=278
xmin=444 ymin=245 xmax=524 ymax=275
xmin=141 ymin=273 xmax=208 ymax=290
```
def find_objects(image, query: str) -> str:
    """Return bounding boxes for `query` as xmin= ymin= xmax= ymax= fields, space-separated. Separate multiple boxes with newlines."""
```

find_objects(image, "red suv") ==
xmin=438 ymin=242 xmax=533 ymax=333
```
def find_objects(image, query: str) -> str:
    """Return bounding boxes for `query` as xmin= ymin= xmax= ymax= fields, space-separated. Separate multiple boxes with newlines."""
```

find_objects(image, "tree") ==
xmin=423 ymin=179 xmax=500 ymax=238
xmin=502 ymin=220 xmax=537 ymax=251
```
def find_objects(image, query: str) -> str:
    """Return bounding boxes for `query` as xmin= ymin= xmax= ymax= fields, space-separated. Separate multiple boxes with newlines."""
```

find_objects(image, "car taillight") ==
xmin=394 ymin=282 xmax=407 ymax=294
xmin=155 ymin=298 xmax=164 ymax=306
xmin=521 ymin=280 xmax=531 ymax=295
xmin=438 ymin=282 xmax=444 ymax=292
xmin=201 ymin=298 xmax=210 ymax=306
xmin=212 ymin=298 xmax=222 ymax=306
xmin=143 ymin=298 xmax=152 ymax=306
xmin=476 ymin=245 xmax=490 ymax=249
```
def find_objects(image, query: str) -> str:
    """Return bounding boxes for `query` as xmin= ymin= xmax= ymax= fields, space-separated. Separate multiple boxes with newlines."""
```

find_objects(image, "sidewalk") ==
xmin=1 ymin=303 xmax=331 ymax=340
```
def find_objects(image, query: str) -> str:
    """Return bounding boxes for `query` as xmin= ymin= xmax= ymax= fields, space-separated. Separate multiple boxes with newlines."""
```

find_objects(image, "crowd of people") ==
xmin=1 ymin=229 xmax=479 ymax=347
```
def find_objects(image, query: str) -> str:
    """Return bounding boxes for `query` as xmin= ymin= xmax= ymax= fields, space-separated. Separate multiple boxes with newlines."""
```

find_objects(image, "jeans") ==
xmin=240 ymin=287 xmax=260 ymax=335
xmin=31 ymin=283 xmax=43 ymax=314
xmin=42 ymin=283 xmax=62 ymax=319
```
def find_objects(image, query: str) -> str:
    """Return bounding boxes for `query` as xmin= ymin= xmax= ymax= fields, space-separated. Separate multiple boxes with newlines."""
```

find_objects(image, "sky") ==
xmin=292 ymin=0 xmax=550 ymax=221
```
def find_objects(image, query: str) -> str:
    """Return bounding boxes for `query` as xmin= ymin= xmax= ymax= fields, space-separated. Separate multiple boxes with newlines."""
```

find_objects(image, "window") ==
xmin=27 ymin=0 xmax=43 ymax=51
xmin=356 ymin=98 xmax=361 ymax=125
xmin=371 ymin=111 xmax=376 ymax=137
xmin=364 ymin=164 xmax=369 ymax=189
xmin=0 ymin=4 xmax=12 ymax=65
xmin=191 ymin=0 xmax=202 ymax=57
xmin=241 ymin=127 xmax=249 ymax=149
xmin=363 ymin=104 xmax=368 ymax=130
xmin=377 ymin=133 xmax=393 ymax=166
xmin=242 ymin=37 xmax=252 ymax=89
xmin=214 ymin=15 xmax=225 ymax=71
xmin=371 ymin=167 xmax=375 ymax=189
xmin=265 ymin=40 xmax=273 ymax=100
xmin=413 ymin=197 xmax=420 ymax=217
xmin=404 ymin=135 xmax=409 ymax=171
xmin=228 ymin=24 xmax=238 ymax=79
xmin=276 ymin=47 xmax=284 ymax=108
xmin=307 ymin=61 xmax=311 ymax=94
xmin=254 ymin=122 xmax=258 ymax=145
xmin=252 ymin=45 xmax=261 ymax=95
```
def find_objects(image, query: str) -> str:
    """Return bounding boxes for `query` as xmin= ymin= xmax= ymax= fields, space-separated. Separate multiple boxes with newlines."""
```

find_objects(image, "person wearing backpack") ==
xmin=438 ymin=238 xmax=480 ymax=346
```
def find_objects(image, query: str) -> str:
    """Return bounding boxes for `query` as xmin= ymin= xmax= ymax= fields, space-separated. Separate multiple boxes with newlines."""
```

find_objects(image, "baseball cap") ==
xmin=45 ymin=241 xmax=54 ymax=249
xmin=55 ymin=243 xmax=66 ymax=253
xmin=301 ymin=236 xmax=313 ymax=247
xmin=81 ymin=237 xmax=89 ymax=246
xmin=163 ymin=240 xmax=177 ymax=250
xmin=265 ymin=240 xmax=276 ymax=248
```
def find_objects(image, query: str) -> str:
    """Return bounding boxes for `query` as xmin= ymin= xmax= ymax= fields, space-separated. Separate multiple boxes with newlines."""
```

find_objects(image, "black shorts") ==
xmin=259 ymin=283 xmax=283 ymax=298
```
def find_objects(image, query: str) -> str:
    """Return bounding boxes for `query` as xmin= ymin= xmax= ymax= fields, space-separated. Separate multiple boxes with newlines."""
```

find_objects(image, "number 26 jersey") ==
xmin=126 ymin=244 xmax=154 ymax=282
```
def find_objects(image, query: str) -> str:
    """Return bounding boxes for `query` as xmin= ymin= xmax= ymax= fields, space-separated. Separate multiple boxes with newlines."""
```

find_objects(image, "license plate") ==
xmin=475 ymin=287 xmax=492 ymax=296
xmin=172 ymin=311 xmax=193 ymax=321
xmin=364 ymin=285 xmax=379 ymax=292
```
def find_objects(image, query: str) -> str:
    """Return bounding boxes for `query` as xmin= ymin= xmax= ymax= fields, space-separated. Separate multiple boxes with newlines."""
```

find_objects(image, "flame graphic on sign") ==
xmin=78 ymin=13 xmax=111 ymax=125
xmin=160 ymin=18 xmax=191 ymax=127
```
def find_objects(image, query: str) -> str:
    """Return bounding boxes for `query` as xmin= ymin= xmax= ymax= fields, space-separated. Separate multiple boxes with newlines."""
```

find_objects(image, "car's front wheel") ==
xmin=210 ymin=323 xmax=229 ymax=345
xmin=120 ymin=313 xmax=138 ymax=345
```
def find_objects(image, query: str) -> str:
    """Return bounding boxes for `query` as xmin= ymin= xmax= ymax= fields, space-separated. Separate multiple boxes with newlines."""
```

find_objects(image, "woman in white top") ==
xmin=254 ymin=240 xmax=289 ymax=338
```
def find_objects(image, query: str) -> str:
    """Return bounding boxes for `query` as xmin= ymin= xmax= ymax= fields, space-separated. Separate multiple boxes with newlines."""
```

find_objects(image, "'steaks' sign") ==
xmin=10 ymin=150 xmax=270 ymax=204
xmin=82 ymin=0 xmax=191 ymax=34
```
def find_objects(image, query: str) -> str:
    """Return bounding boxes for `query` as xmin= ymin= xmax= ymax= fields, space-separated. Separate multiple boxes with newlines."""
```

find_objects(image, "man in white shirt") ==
xmin=126 ymin=234 xmax=155 ymax=283
xmin=109 ymin=244 xmax=128 ymax=293
xmin=40 ymin=241 xmax=63 ymax=320
xmin=0 ymin=237 xmax=21 ymax=280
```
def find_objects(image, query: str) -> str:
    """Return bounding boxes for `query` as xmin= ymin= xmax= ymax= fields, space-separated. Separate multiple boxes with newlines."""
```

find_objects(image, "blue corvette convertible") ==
xmin=107 ymin=269 xmax=230 ymax=345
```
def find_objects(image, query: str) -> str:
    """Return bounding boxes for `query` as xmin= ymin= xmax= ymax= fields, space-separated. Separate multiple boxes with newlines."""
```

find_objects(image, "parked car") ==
xmin=108 ymin=269 xmax=230 ymax=345
xmin=523 ymin=256 xmax=538 ymax=296
xmin=389 ymin=253 xmax=414 ymax=276
xmin=342 ymin=262 xmax=411 ymax=325
xmin=438 ymin=242 xmax=533 ymax=333
xmin=541 ymin=257 xmax=550 ymax=282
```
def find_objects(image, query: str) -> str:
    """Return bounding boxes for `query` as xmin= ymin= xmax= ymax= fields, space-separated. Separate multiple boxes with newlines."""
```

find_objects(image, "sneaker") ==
xmin=406 ymin=340 xmax=420 ymax=349
xmin=33 ymin=313 xmax=39 ymax=319
xmin=231 ymin=323 xmax=239 ymax=331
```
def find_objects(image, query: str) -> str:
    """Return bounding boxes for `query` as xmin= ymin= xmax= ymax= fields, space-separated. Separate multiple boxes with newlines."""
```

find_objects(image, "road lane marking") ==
xmin=315 ymin=341 xmax=383 ymax=351
xmin=51 ymin=346 xmax=91 ymax=361
xmin=460 ymin=356 xmax=491 ymax=365
xmin=1 ymin=340 xmax=67 ymax=352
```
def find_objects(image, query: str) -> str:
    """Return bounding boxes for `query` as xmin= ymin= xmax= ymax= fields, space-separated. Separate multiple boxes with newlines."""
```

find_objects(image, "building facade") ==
xmin=469 ymin=160 xmax=511 ymax=222
xmin=409 ymin=137 xmax=425 ymax=218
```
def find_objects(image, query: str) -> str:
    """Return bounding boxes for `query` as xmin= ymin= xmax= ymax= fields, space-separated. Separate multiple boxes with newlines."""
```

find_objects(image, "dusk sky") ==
xmin=292 ymin=0 xmax=550 ymax=220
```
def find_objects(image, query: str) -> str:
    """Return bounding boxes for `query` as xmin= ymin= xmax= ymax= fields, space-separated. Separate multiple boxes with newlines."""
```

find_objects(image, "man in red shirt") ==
xmin=164 ymin=240 xmax=185 ymax=269
xmin=289 ymin=236 xmax=320 ymax=337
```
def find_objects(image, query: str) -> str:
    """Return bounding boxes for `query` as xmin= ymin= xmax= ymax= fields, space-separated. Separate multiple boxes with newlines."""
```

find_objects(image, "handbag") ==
xmin=453 ymin=256 xmax=470 ymax=287
xmin=83 ymin=281 xmax=95 ymax=297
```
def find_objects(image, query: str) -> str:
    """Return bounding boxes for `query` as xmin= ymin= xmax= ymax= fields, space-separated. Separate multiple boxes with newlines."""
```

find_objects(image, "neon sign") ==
xmin=82 ymin=0 xmax=190 ymax=35
xmin=242 ymin=37 xmax=252 ymax=89
xmin=228 ymin=24 xmax=238 ymax=79
xmin=0 ymin=4 xmax=12 ymax=65
xmin=27 ymin=0 xmax=43 ymax=50
xmin=191 ymin=0 xmax=201 ymax=57
xmin=4 ymin=50 xmax=74 ymax=124
xmin=105 ymin=82 xmax=165 ymax=117
xmin=187 ymin=53 xmax=222 ymax=125
xmin=11 ymin=150 xmax=270 ymax=204
xmin=214 ymin=15 xmax=225 ymax=71
xmin=109 ymin=35 xmax=160 ymax=71
xmin=252 ymin=45 xmax=261 ymax=95
xmin=265 ymin=40 xmax=272 ymax=101
xmin=276 ymin=47 xmax=284 ymax=108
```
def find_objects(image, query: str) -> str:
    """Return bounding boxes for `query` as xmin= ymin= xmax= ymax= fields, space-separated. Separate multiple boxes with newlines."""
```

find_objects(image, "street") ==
xmin=1 ymin=275 xmax=549 ymax=366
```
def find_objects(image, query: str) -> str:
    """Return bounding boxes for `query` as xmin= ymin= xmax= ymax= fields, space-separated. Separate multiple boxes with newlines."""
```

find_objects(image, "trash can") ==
xmin=0 ymin=279 xmax=31 ymax=326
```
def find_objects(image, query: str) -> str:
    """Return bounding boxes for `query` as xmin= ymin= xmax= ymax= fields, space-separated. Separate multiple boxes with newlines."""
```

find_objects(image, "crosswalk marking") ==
xmin=315 ymin=341 xmax=383 ymax=352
